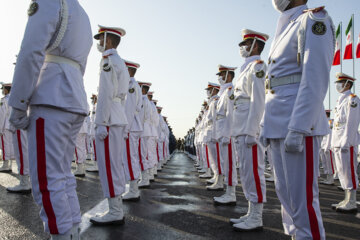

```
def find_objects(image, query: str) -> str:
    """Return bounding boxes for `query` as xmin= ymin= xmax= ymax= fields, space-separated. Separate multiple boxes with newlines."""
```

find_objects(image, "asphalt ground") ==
xmin=0 ymin=152 xmax=360 ymax=240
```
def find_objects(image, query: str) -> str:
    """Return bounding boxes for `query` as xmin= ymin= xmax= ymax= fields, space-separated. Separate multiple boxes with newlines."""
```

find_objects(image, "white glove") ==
xmin=220 ymin=137 xmax=230 ymax=144
xmin=96 ymin=126 xmax=108 ymax=141
xmin=9 ymin=108 xmax=29 ymax=130
xmin=245 ymin=135 xmax=257 ymax=148
xmin=259 ymin=135 xmax=270 ymax=148
xmin=284 ymin=131 xmax=304 ymax=153
xmin=124 ymin=131 xmax=129 ymax=139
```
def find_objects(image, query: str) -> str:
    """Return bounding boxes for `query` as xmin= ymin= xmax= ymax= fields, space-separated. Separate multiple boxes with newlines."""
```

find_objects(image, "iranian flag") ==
xmin=356 ymin=33 xmax=360 ymax=58
xmin=344 ymin=16 xmax=353 ymax=60
xmin=332 ymin=24 xmax=341 ymax=65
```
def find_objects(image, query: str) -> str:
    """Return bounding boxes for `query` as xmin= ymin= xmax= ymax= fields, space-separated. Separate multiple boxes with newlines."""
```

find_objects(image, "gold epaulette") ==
xmin=303 ymin=6 xmax=325 ymax=13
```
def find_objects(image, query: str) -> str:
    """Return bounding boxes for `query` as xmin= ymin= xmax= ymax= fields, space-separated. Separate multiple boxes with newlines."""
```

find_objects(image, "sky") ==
xmin=1 ymin=0 xmax=360 ymax=139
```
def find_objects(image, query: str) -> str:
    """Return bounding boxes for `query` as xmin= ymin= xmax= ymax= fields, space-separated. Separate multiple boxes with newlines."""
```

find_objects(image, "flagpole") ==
xmin=352 ymin=14 xmax=355 ymax=93
xmin=340 ymin=22 xmax=343 ymax=72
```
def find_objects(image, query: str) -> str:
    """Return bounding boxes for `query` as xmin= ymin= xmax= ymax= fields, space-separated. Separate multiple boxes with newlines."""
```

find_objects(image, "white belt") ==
xmin=113 ymin=97 xmax=123 ymax=103
xmin=266 ymin=74 xmax=301 ymax=89
xmin=216 ymin=115 xmax=225 ymax=120
xmin=45 ymin=55 xmax=80 ymax=70
xmin=234 ymin=98 xmax=250 ymax=105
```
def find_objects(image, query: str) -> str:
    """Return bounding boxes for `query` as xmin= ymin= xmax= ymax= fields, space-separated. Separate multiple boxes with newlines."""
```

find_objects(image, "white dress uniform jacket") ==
xmin=206 ymin=95 xmax=220 ymax=142
xmin=232 ymin=55 xmax=266 ymax=137
xmin=215 ymin=83 xmax=234 ymax=141
xmin=149 ymin=102 xmax=159 ymax=138
xmin=140 ymin=95 xmax=153 ymax=137
xmin=331 ymin=91 xmax=360 ymax=148
xmin=124 ymin=77 xmax=143 ymax=134
xmin=95 ymin=49 xmax=129 ymax=127
xmin=10 ymin=0 xmax=93 ymax=115
xmin=262 ymin=5 xmax=334 ymax=138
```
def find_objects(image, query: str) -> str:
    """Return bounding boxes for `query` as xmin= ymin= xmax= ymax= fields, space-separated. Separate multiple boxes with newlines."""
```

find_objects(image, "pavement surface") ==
xmin=0 ymin=152 xmax=360 ymax=240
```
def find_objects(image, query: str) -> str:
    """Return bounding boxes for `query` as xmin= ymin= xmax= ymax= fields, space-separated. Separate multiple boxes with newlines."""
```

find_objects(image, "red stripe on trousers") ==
xmin=305 ymin=137 xmax=321 ymax=240
xmin=1 ymin=135 xmax=5 ymax=161
xmin=75 ymin=148 xmax=78 ymax=164
xmin=93 ymin=140 xmax=97 ymax=161
xmin=216 ymin=142 xmax=222 ymax=175
xmin=252 ymin=145 xmax=263 ymax=203
xmin=329 ymin=150 xmax=334 ymax=174
xmin=156 ymin=143 xmax=159 ymax=162
xmin=138 ymin=139 xmax=144 ymax=171
xmin=228 ymin=141 xmax=233 ymax=186
xmin=126 ymin=133 xmax=135 ymax=180
xmin=350 ymin=146 xmax=357 ymax=190
xmin=163 ymin=142 xmax=165 ymax=159
xmin=36 ymin=118 xmax=59 ymax=234
xmin=205 ymin=145 xmax=210 ymax=168
xmin=104 ymin=127 xmax=115 ymax=198
xmin=17 ymin=130 xmax=24 ymax=175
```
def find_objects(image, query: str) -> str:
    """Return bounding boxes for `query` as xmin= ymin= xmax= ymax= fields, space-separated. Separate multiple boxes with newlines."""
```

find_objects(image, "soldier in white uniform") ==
xmin=90 ymin=26 xmax=129 ymax=226
xmin=147 ymin=94 xmax=159 ymax=180
xmin=74 ymin=117 xmax=88 ymax=177
xmin=137 ymin=82 xmax=153 ymax=188
xmin=229 ymin=29 xmax=268 ymax=231
xmin=319 ymin=110 xmax=335 ymax=185
xmin=7 ymin=126 xmax=31 ymax=193
xmin=122 ymin=60 xmax=143 ymax=201
xmin=156 ymin=106 xmax=167 ymax=170
xmin=260 ymin=1 xmax=334 ymax=239
xmin=0 ymin=83 xmax=14 ymax=172
xmin=8 ymin=1 xmax=92 ymax=239
xmin=212 ymin=65 xmax=238 ymax=205
xmin=87 ymin=94 xmax=99 ymax=172
xmin=331 ymin=73 xmax=360 ymax=213
xmin=204 ymin=83 xmax=221 ymax=181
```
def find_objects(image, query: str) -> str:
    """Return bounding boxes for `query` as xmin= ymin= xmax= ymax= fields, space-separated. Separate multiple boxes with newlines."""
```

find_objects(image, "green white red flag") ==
xmin=332 ymin=24 xmax=341 ymax=65
xmin=344 ymin=16 xmax=353 ymax=60
xmin=356 ymin=33 xmax=360 ymax=58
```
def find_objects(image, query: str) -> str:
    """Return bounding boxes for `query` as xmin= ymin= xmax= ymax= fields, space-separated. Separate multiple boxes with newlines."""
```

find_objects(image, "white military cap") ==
xmin=138 ymin=81 xmax=152 ymax=87
xmin=335 ymin=72 xmax=356 ymax=82
xmin=1 ymin=83 xmax=12 ymax=89
xmin=240 ymin=29 xmax=269 ymax=45
xmin=94 ymin=25 xmax=126 ymax=39
xmin=124 ymin=59 xmax=140 ymax=69
xmin=156 ymin=106 xmax=163 ymax=110
xmin=152 ymin=99 xmax=158 ymax=103
xmin=216 ymin=65 xmax=237 ymax=75
xmin=205 ymin=82 xmax=220 ymax=90
xmin=147 ymin=91 xmax=154 ymax=96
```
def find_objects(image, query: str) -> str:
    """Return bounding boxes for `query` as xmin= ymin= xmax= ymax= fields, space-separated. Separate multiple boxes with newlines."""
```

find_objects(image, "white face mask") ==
xmin=218 ymin=76 xmax=226 ymax=85
xmin=335 ymin=82 xmax=345 ymax=93
xmin=239 ymin=46 xmax=250 ymax=58
xmin=97 ymin=43 xmax=105 ymax=53
xmin=272 ymin=0 xmax=291 ymax=12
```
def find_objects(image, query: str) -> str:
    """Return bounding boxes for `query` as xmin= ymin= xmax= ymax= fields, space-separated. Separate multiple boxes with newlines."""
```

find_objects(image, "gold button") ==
xmin=271 ymin=75 xmax=275 ymax=78
xmin=265 ymin=75 xmax=268 ymax=79
xmin=268 ymin=59 xmax=271 ymax=64
xmin=20 ymin=100 xmax=25 ymax=103
xmin=271 ymin=90 xmax=275 ymax=94
xmin=311 ymin=127 xmax=314 ymax=131
xmin=272 ymin=60 xmax=276 ymax=63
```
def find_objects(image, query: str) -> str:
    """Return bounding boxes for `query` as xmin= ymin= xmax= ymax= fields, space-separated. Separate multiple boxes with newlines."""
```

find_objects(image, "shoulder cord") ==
xmin=46 ymin=0 xmax=69 ymax=53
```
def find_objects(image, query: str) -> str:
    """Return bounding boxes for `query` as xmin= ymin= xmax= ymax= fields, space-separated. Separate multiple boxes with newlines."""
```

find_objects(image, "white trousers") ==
xmin=1 ymin=129 xmax=14 ymax=161
xmin=75 ymin=133 xmax=87 ymax=164
xmin=147 ymin=137 xmax=157 ymax=168
xmin=270 ymin=137 xmax=325 ymax=240
xmin=334 ymin=146 xmax=359 ymax=190
xmin=158 ymin=141 xmax=164 ymax=162
xmin=12 ymin=129 xmax=29 ymax=175
xmin=319 ymin=149 xmax=335 ymax=175
xmin=123 ymin=132 xmax=141 ymax=181
xmin=139 ymin=137 xmax=149 ymax=171
xmin=220 ymin=141 xmax=237 ymax=186
xmin=201 ymin=144 xmax=210 ymax=169
xmin=96 ymin=126 xmax=126 ymax=198
xmin=234 ymin=136 xmax=266 ymax=203
xmin=28 ymin=106 xmax=83 ymax=234
xmin=207 ymin=142 xmax=218 ymax=174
